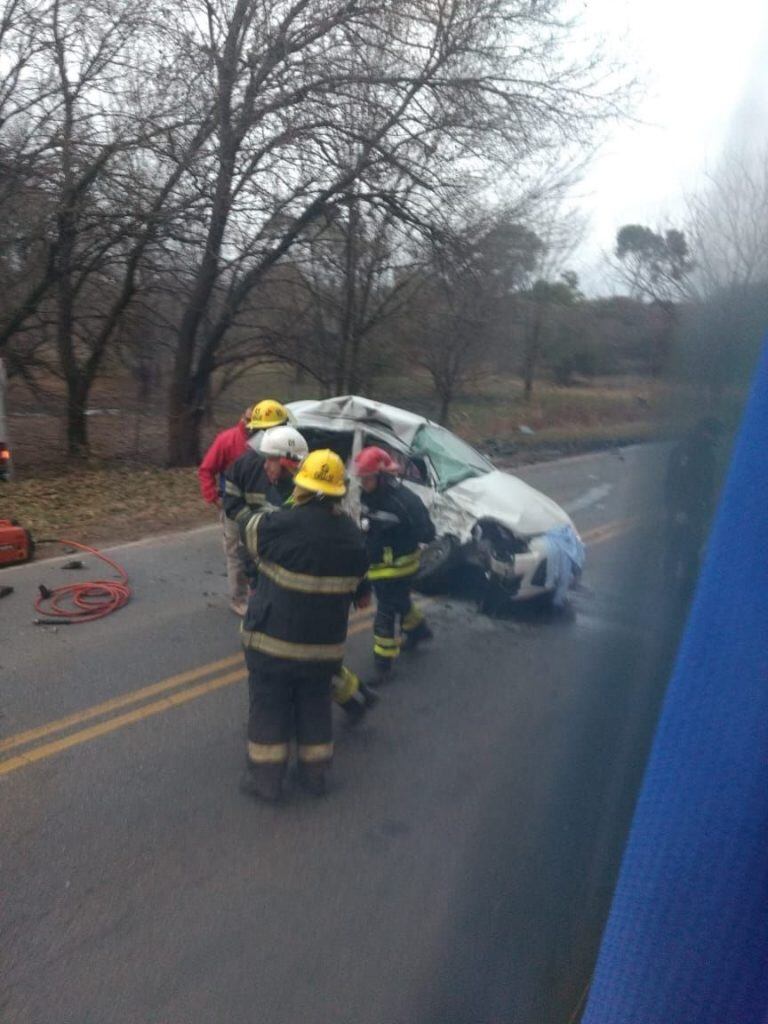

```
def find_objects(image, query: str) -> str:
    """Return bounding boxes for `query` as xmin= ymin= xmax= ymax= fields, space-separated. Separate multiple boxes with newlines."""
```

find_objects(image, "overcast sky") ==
xmin=570 ymin=0 xmax=768 ymax=293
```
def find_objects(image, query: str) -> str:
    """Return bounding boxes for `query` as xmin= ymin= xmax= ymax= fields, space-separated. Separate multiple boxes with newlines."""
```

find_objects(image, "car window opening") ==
xmin=411 ymin=424 xmax=492 ymax=490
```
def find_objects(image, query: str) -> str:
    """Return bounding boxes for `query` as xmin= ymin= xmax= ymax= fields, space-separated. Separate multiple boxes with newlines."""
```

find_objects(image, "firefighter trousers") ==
xmin=372 ymin=577 xmax=425 ymax=665
xmin=244 ymin=650 xmax=335 ymax=787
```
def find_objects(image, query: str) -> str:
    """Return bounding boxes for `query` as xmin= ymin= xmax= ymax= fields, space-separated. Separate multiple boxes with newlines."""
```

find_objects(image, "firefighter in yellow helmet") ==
xmin=247 ymin=399 xmax=291 ymax=439
xmin=225 ymin=428 xmax=377 ymax=723
xmin=238 ymin=449 xmax=371 ymax=801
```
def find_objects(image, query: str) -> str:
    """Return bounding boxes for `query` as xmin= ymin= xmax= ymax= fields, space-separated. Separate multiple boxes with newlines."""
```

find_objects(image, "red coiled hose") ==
xmin=34 ymin=540 xmax=131 ymax=624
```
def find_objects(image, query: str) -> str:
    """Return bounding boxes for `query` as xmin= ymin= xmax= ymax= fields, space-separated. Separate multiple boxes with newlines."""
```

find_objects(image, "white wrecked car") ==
xmin=289 ymin=395 xmax=584 ymax=605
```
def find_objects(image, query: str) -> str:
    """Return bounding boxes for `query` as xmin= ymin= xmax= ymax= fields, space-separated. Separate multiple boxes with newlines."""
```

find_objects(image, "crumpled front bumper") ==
xmin=481 ymin=535 xmax=551 ymax=600
xmin=472 ymin=520 xmax=585 ymax=603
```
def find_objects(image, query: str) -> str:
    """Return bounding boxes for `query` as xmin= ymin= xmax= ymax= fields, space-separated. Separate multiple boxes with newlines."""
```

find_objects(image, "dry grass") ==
xmin=1 ymin=464 xmax=214 ymax=551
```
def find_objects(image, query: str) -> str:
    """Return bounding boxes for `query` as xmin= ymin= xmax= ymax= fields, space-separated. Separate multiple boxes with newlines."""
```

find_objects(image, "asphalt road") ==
xmin=0 ymin=445 xmax=685 ymax=1024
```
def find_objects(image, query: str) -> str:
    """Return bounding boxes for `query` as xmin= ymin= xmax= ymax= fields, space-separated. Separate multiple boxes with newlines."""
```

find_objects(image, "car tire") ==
xmin=413 ymin=535 xmax=460 ymax=595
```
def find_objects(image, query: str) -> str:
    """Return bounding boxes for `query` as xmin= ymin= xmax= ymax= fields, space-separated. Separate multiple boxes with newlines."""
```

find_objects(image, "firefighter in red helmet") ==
xmin=353 ymin=446 xmax=435 ymax=681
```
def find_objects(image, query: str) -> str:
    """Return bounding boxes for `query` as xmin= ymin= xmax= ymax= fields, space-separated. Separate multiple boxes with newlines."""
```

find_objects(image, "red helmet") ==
xmin=353 ymin=446 xmax=398 ymax=477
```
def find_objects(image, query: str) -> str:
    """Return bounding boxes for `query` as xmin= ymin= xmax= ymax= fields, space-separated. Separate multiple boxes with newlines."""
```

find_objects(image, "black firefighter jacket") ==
xmin=223 ymin=449 xmax=293 ymax=523
xmin=223 ymin=449 xmax=296 ymax=582
xmin=239 ymin=500 xmax=371 ymax=664
xmin=361 ymin=476 xmax=435 ymax=581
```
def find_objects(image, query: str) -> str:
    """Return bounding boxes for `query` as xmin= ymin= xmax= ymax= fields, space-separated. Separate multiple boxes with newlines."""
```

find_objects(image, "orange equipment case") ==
xmin=0 ymin=519 xmax=33 ymax=566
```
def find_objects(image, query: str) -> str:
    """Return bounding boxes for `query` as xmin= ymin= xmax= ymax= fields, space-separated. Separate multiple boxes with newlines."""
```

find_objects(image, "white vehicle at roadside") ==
xmin=288 ymin=395 xmax=584 ymax=605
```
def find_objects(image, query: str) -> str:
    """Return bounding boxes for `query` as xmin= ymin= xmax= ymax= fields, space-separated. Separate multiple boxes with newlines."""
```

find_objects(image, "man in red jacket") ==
xmin=198 ymin=399 xmax=289 ymax=615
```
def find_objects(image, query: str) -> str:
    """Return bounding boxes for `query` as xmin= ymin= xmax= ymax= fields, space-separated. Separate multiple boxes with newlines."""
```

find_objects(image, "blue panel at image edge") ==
xmin=582 ymin=340 xmax=768 ymax=1024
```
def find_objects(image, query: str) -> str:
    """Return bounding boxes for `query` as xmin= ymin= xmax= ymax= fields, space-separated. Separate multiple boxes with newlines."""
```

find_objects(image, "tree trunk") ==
xmin=165 ymin=42 xmax=238 ymax=465
xmin=66 ymin=388 xmax=89 ymax=457
xmin=338 ymin=192 xmax=359 ymax=393
xmin=522 ymin=350 xmax=535 ymax=401
xmin=651 ymin=303 xmax=676 ymax=378
xmin=167 ymin=379 xmax=205 ymax=466
xmin=55 ymin=207 xmax=89 ymax=455
xmin=523 ymin=302 xmax=544 ymax=401
xmin=438 ymin=389 xmax=451 ymax=425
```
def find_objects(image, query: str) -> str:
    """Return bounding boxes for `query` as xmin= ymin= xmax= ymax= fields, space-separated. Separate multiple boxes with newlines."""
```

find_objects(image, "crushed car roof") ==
xmin=288 ymin=395 xmax=429 ymax=446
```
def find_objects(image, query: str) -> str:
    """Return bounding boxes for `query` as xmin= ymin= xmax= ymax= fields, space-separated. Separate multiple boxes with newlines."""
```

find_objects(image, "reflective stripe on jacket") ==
xmin=368 ymin=548 xmax=421 ymax=581
xmin=223 ymin=449 xmax=293 ymax=524
xmin=361 ymin=476 xmax=435 ymax=580
xmin=239 ymin=501 xmax=370 ymax=663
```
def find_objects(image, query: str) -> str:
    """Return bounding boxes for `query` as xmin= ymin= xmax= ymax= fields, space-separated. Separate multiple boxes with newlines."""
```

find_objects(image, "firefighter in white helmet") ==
xmin=224 ymin=425 xmax=308 ymax=537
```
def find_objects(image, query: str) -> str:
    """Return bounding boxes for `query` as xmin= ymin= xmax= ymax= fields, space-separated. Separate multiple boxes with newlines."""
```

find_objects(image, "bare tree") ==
xmin=518 ymin=205 xmax=584 ymax=399
xmin=0 ymin=0 xmax=199 ymax=453
xmin=687 ymin=148 xmax=768 ymax=295
xmin=260 ymin=180 xmax=428 ymax=394
xmin=414 ymin=212 xmax=543 ymax=423
xmin=160 ymin=0 xmax=616 ymax=464
xmin=684 ymin=147 xmax=768 ymax=394
xmin=0 ymin=0 xmax=619 ymax=462
xmin=416 ymin=274 xmax=487 ymax=426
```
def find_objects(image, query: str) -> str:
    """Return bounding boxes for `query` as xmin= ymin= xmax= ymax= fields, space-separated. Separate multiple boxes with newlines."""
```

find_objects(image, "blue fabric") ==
xmin=543 ymin=524 xmax=585 ymax=607
xmin=583 ymin=341 xmax=768 ymax=1024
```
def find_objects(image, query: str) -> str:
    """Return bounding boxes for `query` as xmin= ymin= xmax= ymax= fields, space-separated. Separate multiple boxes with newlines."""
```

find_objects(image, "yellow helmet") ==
xmin=247 ymin=399 xmax=288 ymax=431
xmin=293 ymin=449 xmax=347 ymax=497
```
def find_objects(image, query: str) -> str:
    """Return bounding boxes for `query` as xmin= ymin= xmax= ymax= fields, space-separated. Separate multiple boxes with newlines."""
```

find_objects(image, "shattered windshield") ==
xmin=411 ymin=424 xmax=493 ymax=490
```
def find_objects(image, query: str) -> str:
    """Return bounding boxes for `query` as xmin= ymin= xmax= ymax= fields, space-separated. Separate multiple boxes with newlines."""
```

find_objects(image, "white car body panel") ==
xmin=443 ymin=470 xmax=574 ymax=541
xmin=289 ymin=396 xmax=425 ymax=445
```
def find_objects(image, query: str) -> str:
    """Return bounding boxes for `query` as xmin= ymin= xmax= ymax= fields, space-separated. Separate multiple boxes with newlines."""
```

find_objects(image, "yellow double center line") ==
xmin=581 ymin=518 xmax=638 ymax=546
xmin=0 ymin=517 xmax=638 ymax=778
xmin=0 ymin=608 xmax=376 ymax=778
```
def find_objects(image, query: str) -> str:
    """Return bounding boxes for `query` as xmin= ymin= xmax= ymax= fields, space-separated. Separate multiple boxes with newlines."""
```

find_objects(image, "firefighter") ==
xmin=198 ymin=399 xmax=290 ymax=615
xmin=226 ymin=427 xmax=378 ymax=724
xmin=224 ymin=423 xmax=308 ymax=528
xmin=353 ymin=446 xmax=436 ymax=681
xmin=238 ymin=449 xmax=371 ymax=801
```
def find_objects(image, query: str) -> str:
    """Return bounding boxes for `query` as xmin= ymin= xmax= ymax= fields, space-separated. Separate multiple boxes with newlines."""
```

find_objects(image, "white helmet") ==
xmin=255 ymin=424 xmax=308 ymax=462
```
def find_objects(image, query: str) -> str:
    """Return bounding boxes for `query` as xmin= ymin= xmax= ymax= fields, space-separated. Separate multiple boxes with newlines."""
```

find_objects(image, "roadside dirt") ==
xmin=1 ymin=465 xmax=216 ymax=560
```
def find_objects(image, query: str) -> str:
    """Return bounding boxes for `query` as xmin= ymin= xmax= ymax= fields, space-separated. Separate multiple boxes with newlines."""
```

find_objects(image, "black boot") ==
xmin=401 ymin=620 xmax=433 ymax=652
xmin=297 ymin=761 xmax=329 ymax=797
xmin=239 ymin=762 xmax=284 ymax=802
xmin=373 ymin=654 xmax=395 ymax=684
xmin=359 ymin=682 xmax=380 ymax=708
xmin=340 ymin=692 xmax=368 ymax=725
xmin=340 ymin=683 xmax=380 ymax=726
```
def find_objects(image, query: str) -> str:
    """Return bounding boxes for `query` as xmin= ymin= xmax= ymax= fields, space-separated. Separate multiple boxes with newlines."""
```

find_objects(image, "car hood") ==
xmin=444 ymin=470 xmax=573 ymax=538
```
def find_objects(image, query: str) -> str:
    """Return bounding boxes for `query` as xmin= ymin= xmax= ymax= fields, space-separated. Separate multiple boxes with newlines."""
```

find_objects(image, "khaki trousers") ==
xmin=220 ymin=510 xmax=248 ymax=603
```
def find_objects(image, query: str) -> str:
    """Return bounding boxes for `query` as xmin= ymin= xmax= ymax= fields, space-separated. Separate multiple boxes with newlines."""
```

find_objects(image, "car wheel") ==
xmin=413 ymin=535 xmax=460 ymax=595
